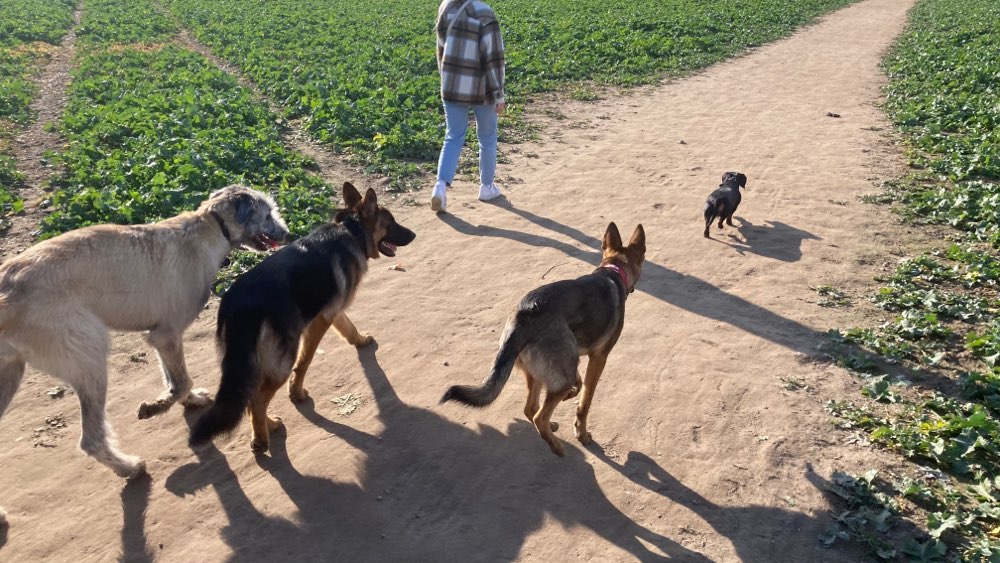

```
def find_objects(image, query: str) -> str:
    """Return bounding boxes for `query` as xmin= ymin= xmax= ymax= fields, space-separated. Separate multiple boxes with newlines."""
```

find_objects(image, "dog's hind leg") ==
xmin=289 ymin=315 xmax=333 ymax=402
xmin=76 ymin=374 xmax=146 ymax=478
xmin=0 ymin=341 xmax=25 ymax=418
xmin=52 ymin=328 xmax=146 ymax=478
xmin=574 ymin=351 xmax=609 ymax=446
xmin=138 ymin=330 xmax=208 ymax=419
xmin=534 ymin=389 xmax=571 ymax=457
xmin=249 ymin=375 xmax=285 ymax=454
xmin=521 ymin=367 xmax=559 ymax=431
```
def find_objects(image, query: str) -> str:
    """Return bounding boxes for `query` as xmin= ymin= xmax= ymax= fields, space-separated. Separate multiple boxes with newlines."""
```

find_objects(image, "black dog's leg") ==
xmin=726 ymin=213 xmax=735 ymax=227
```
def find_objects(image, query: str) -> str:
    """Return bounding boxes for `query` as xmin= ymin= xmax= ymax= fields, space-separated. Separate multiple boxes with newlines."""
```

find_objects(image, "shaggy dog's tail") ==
xmin=189 ymin=314 xmax=264 ymax=446
xmin=441 ymin=321 xmax=527 ymax=407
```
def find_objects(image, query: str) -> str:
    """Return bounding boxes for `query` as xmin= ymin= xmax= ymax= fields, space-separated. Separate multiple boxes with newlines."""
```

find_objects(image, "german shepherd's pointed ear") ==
xmin=343 ymin=182 xmax=362 ymax=209
xmin=628 ymin=224 xmax=646 ymax=253
xmin=360 ymin=188 xmax=378 ymax=218
xmin=602 ymin=222 xmax=623 ymax=252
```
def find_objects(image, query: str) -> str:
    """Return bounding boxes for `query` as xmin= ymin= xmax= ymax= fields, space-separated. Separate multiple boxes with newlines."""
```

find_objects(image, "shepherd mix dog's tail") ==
xmin=441 ymin=323 xmax=527 ymax=406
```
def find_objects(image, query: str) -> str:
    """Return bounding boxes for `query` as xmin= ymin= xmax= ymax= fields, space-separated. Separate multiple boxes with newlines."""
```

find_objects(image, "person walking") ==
xmin=431 ymin=0 xmax=506 ymax=213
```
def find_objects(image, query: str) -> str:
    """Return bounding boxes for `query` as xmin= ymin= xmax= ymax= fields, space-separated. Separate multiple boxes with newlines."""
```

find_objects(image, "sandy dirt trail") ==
xmin=0 ymin=0 xmax=921 ymax=560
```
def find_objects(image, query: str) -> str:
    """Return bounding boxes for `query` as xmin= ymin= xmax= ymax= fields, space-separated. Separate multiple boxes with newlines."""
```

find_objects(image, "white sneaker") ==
xmin=430 ymin=180 xmax=447 ymax=212
xmin=478 ymin=183 xmax=502 ymax=201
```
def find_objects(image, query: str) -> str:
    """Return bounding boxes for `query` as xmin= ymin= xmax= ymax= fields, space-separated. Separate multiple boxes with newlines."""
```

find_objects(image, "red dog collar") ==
xmin=603 ymin=264 xmax=629 ymax=290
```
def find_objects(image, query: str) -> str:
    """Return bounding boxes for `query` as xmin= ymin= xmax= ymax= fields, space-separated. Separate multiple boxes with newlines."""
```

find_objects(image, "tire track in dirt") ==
xmin=1 ymin=5 xmax=83 ymax=259
xmin=167 ymin=26 xmax=372 ymax=191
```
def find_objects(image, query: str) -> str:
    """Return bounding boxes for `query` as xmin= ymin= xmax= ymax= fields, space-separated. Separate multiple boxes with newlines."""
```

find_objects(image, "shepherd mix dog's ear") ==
xmin=602 ymin=222 xmax=623 ymax=252
xmin=628 ymin=224 xmax=646 ymax=253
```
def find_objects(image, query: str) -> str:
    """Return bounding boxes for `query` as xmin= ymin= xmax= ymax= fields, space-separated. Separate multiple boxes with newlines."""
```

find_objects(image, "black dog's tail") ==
xmin=189 ymin=314 xmax=264 ymax=446
xmin=441 ymin=321 xmax=527 ymax=407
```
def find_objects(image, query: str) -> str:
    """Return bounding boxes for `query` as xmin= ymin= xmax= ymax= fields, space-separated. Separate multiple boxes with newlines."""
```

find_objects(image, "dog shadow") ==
xmin=709 ymin=218 xmax=821 ymax=262
xmin=439 ymin=204 xmax=822 ymax=353
xmin=591 ymin=448 xmax=875 ymax=562
xmin=119 ymin=473 xmax=154 ymax=563
xmin=168 ymin=344 xmax=712 ymax=561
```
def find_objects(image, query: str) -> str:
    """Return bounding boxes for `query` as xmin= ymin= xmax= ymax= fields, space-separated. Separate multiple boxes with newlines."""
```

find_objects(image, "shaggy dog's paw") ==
xmin=119 ymin=459 xmax=147 ymax=480
xmin=182 ymin=388 xmax=213 ymax=408
xmin=136 ymin=401 xmax=156 ymax=420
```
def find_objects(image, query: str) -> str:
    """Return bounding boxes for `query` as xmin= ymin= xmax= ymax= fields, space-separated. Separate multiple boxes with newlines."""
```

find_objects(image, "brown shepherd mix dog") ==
xmin=442 ymin=222 xmax=646 ymax=456
xmin=190 ymin=182 xmax=415 ymax=454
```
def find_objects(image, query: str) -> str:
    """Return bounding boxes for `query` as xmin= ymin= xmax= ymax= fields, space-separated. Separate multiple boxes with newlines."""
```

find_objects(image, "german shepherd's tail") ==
xmin=189 ymin=314 xmax=263 ymax=446
xmin=441 ymin=321 xmax=527 ymax=407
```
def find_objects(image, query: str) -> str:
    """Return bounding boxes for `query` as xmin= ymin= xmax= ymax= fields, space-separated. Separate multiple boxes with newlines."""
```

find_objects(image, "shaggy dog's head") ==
xmin=202 ymin=185 xmax=289 ymax=251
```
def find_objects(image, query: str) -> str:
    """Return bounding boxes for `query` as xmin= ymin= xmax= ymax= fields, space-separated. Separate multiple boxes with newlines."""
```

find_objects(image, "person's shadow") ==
xmin=439 ymin=203 xmax=824 ymax=354
xmin=708 ymin=218 xmax=821 ymax=262
xmin=168 ymin=343 xmax=712 ymax=561
xmin=591 ymin=448 xmax=875 ymax=562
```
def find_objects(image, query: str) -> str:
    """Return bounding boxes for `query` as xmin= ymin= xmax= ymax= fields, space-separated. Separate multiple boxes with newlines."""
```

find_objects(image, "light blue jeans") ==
xmin=436 ymin=101 xmax=498 ymax=186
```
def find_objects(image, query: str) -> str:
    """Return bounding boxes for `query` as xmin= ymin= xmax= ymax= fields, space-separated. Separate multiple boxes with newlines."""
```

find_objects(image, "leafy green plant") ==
xmin=882 ymin=0 xmax=1000 ymax=247
xmin=812 ymin=284 xmax=852 ymax=307
xmin=0 ymin=0 xmax=77 ymax=216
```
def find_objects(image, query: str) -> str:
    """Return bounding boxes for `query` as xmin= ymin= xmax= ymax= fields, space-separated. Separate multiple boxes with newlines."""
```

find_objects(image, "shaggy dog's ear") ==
xmin=234 ymin=193 xmax=255 ymax=224
xmin=602 ymin=222 xmax=623 ymax=252
xmin=343 ymin=182 xmax=363 ymax=209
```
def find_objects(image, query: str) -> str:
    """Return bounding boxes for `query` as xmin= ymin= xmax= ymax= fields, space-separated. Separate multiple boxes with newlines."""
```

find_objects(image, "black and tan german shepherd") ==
xmin=441 ymin=222 xmax=646 ymax=457
xmin=190 ymin=182 xmax=415 ymax=454
xmin=703 ymin=171 xmax=747 ymax=238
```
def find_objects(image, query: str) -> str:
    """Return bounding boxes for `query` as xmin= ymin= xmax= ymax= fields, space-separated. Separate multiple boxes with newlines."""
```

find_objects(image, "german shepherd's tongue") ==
xmin=379 ymin=241 xmax=397 ymax=257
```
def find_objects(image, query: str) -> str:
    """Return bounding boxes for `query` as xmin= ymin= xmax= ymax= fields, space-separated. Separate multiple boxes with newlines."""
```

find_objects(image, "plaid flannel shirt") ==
xmin=436 ymin=0 xmax=505 ymax=106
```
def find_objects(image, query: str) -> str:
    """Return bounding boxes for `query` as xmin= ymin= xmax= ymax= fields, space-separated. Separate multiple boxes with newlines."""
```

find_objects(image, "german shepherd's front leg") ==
xmin=574 ymin=351 xmax=609 ymax=445
xmin=332 ymin=312 xmax=374 ymax=347
xmin=288 ymin=316 xmax=333 ymax=403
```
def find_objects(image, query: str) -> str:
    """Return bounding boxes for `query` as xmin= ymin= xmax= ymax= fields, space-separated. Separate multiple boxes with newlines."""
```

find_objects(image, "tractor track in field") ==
xmin=167 ymin=24 xmax=376 ymax=192
xmin=1 ymin=5 xmax=82 ymax=260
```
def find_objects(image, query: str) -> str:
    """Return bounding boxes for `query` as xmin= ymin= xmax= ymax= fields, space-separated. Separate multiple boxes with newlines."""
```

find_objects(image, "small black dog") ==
xmin=703 ymin=172 xmax=748 ymax=238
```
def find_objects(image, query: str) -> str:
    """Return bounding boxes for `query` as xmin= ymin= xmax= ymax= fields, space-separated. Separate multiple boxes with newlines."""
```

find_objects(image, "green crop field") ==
xmin=162 ymin=0 xmax=858 ymax=182
xmin=0 ymin=0 xmax=76 ymax=223
xmin=822 ymin=0 xmax=1000 ymax=560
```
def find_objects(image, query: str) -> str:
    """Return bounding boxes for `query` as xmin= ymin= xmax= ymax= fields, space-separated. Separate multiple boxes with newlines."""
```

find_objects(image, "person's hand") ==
xmin=496 ymin=102 xmax=506 ymax=115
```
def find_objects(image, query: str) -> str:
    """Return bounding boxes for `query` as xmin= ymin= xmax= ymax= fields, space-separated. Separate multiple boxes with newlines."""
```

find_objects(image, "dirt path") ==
xmin=0 ymin=0 xmax=920 ymax=561
xmin=0 ymin=7 xmax=82 ymax=259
